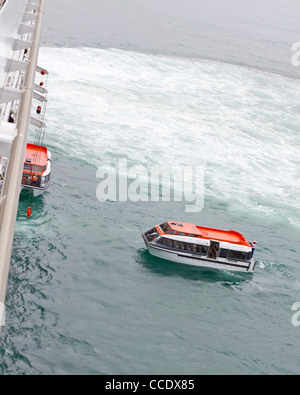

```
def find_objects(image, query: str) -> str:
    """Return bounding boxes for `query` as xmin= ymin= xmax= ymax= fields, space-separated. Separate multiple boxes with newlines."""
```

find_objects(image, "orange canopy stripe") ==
xmin=157 ymin=221 xmax=251 ymax=247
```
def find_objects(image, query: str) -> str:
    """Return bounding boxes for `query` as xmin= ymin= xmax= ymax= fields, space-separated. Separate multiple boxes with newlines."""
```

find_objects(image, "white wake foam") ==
xmin=37 ymin=47 xmax=300 ymax=227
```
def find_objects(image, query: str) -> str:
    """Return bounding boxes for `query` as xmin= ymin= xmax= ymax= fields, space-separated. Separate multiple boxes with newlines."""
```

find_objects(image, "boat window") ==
xmin=23 ymin=163 xmax=31 ymax=171
xmin=166 ymin=239 xmax=173 ymax=247
xmin=145 ymin=227 xmax=158 ymax=242
xmin=187 ymin=233 xmax=198 ymax=237
xmin=219 ymin=249 xmax=229 ymax=258
xmin=32 ymin=165 xmax=42 ymax=173
xmin=157 ymin=237 xmax=174 ymax=248
xmin=160 ymin=222 xmax=171 ymax=233
xmin=246 ymin=252 xmax=252 ymax=260
xmin=157 ymin=237 xmax=168 ymax=246
xmin=186 ymin=243 xmax=192 ymax=251
xmin=146 ymin=227 xmax=156 ymax=234
xmin=173 ymin=241 xmax=179 ymax=249
xmin=228 ymin=250 xmax=247 ymax=260
xmin=177 ymin=232 xmax=186 ymax=236
xmin=178 ymin=241 xmax=186 ymax=250
xmin=188 ymin=243 xmax=199 ymax=251
xmin=196 ymin=245 xmax=208 ymax=254
xmin=190 ymin=244 xmax=197 ymax=252
xmin=166 ymin=230 xmax=177 ymax=235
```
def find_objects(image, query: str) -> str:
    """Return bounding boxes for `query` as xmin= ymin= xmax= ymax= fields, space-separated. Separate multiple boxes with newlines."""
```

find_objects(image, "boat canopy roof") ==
xmin=24 ymin=143 xmax=48 ymax=166
xmin=158 ymin=221 xmax=251 ymax=247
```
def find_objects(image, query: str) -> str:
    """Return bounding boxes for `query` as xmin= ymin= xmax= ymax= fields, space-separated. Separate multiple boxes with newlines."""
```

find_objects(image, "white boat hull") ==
xmin=144 ymin=239 xmax=256 ymax=273
xmin=21 ymin=184 xmax=49 ymax=196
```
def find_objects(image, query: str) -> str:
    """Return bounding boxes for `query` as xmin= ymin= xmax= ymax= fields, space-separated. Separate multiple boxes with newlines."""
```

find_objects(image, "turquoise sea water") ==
xmin=1 ymin=45 xmax=300 ymax=374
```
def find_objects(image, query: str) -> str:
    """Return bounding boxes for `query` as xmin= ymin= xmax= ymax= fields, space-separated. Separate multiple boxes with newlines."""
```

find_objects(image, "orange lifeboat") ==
xmin=142 ymin=221 xmax=257 ymax=273
xmin=21 ymin=143 xmax=52 ymax=196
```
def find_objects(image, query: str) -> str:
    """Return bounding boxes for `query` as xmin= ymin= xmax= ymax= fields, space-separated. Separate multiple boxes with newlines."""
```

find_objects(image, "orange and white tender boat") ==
xmin=142 ymin=221 xmax=257 ymax=273
xmin=21 ymin=143 xmax=52 ymax=196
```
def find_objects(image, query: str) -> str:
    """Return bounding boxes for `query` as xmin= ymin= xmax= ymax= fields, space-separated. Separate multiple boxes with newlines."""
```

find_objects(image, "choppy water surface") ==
xmin=1 ymin=46 xmax=300 ymax=374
